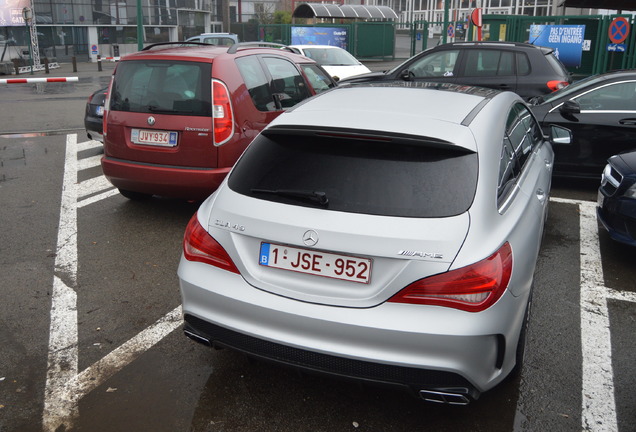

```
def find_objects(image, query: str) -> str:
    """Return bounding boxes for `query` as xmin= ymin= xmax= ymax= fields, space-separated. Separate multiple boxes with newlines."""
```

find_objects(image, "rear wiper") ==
xmin=147 ymin=105 xmax=193 ymax=113
xmin=251 ymin=188 xmax=329 ymax=206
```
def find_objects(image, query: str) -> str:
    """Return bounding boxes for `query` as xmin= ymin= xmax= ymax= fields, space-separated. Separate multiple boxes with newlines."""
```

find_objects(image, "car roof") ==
xmin=432 ymin=40 xmax=551 ymax=54
xmin=289 ymin=45 xmax=346 ymax=50
xmin=268 ymin=82 xmax=504 ymax=152
xmin=119 ymin=43 xmax=309 ymax=63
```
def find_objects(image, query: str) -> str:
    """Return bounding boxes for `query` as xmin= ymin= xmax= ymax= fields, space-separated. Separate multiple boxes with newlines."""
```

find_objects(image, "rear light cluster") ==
xmin=183 ymin=214 xmax=239 ymax=274
xmin=388 ymin=243 xmax=513 ymax=312
xmin=547 ymin=80 xmax=569 ymax=92
xmin=212 ymin=79 xmax=234 ymax=146
xmin=103 ymin=76 xmax=114 ymax=137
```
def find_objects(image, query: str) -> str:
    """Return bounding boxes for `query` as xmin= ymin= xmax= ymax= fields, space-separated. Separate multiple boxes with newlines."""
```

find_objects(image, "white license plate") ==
xmin=597 ymin=190 xmax=605 ymax=208
xmin=259 ymin=243 xmax=372 ymax=284
xmin=96 ymin=105 xmax=104 ymax=116
xmin=131 ymin=129 xmax=178 ymax=147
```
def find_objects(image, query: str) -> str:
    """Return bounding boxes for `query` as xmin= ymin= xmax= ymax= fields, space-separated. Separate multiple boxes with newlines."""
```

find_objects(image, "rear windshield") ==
xmin=110 ymin=60 xmax=211 ymax=116
xmin=228 ymin=129 xmax=478 ymax=218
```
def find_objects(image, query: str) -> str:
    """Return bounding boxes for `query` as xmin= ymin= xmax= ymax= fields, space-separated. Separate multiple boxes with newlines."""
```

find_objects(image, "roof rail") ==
xmin=141 ymin=41 xmax=211 ymax=51
xmin=226 ymin=41 xmax=288 ymax=54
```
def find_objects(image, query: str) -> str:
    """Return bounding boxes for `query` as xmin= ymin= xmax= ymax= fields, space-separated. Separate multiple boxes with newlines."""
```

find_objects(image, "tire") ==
xmin=118 ymin=188 xmax=151 ymax=200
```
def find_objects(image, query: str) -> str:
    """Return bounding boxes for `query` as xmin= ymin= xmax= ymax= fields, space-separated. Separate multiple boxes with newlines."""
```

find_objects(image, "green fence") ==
xmin=231 ymin=22 xmax=396 ymax=60
xmin=479 ymin=14 xmax=636 ymax=77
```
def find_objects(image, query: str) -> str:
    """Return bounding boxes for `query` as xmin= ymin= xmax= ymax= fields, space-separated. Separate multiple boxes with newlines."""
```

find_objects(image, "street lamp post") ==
xmin=22 ymin=7 xmax=33 ymax=75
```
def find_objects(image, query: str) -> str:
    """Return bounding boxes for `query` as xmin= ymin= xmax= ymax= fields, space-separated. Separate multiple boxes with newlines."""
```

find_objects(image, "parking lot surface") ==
xmin=0 ymin=58 xmax=634 ymax=432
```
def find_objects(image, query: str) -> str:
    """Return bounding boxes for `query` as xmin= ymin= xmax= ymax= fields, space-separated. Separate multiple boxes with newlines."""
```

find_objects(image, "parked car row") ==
xmin=79 ymin=38 xmax=635 ymax=406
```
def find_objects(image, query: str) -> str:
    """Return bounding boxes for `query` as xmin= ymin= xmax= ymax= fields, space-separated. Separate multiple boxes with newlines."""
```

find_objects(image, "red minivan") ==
xmin=102 ymin=42 xmax=336 ymax=200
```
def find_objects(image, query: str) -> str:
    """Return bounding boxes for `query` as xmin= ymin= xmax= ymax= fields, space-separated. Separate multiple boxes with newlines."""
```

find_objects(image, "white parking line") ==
xmin=552 ymin=197 xmax=618 ymax=432
xmin=42 ymin=136 xmax=181 ymax=431
xmin=43 ymin=134 xmax=80 ymax=432
xmin=44 ymin=137 xmax=629 ymax=430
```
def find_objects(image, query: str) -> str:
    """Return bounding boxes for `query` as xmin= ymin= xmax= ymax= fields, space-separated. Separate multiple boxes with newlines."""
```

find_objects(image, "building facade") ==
xmin=0 ymin=0 xmax=618 ymax=63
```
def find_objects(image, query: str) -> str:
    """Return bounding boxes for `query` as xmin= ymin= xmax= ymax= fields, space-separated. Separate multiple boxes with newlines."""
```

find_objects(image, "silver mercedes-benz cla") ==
xmin=178 ymin=82 xmax=569 ymax=404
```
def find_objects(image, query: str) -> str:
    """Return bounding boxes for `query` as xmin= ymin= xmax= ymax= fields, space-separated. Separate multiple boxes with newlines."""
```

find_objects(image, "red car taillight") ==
xmin=547 ymin=80 xmax=569 ymax=92
xmin=183 ymin=214 xmax=239 ymax=274
xmin=212 ymin=79 xmax=234 ymax=146
xmin=103 ymin=76 xmax=114 ymax=137
xmin=388 ymin=242 xmax=513 ymax=312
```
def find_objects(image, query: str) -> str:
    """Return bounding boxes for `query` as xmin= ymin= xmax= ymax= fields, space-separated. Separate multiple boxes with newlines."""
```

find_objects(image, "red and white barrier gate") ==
xmin=0 ymin=77 xmax=79 ymax=84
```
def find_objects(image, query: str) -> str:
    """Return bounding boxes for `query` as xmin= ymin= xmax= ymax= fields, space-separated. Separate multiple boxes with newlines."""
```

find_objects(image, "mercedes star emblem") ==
xmin=302 ymin=230 xmax=319 ymax=247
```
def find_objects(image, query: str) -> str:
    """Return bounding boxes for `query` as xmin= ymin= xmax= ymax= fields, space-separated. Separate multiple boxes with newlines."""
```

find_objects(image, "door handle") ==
xmin=619 ymin=118 xmax=636 ymax=125
xmin=536 ymin=188 xmax=546 ymax=204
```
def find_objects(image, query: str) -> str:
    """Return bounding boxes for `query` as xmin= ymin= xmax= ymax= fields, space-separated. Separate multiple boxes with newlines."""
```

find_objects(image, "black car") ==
xmin=84 ymin=87 xmax=107 ymax=142
xmin=598 ymin=150 xmax=636 ymax=247
xmin=339 ymin=41 xmax=571 ymax=100
xmin=531 ymin=70 xmax=636 ymax=179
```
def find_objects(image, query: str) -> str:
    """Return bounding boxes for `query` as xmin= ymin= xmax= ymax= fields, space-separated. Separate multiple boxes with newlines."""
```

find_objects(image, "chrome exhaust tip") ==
xmin=419 ymin=389 xmax=471 ymax=405
xmin=184 ymin=329 xmax=212 ymax=347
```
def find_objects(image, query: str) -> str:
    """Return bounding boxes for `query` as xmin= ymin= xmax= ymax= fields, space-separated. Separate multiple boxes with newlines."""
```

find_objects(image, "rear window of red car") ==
xmin=110 ymin=60 xmax=212 ymax=116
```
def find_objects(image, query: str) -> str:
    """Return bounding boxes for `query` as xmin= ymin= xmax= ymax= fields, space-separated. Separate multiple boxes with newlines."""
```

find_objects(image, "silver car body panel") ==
xmin=178 ymin=84 xmax=553 ymax=395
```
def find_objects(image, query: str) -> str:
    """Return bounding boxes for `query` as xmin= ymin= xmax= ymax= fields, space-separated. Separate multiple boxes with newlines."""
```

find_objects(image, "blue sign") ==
xmin=607 ymin=43 xmax=626 ymax=52
xmin=291 ymin=27 xmax=348 ymax=49
xmin=529 ymin=24 xmax=586 ymax=68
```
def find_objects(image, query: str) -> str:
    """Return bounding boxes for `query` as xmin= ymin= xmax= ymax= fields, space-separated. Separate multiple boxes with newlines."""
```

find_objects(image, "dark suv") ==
xmin=102 ymin=42 xmax=336 ymax=200
xmin=340 ymin=41 xmax=571 ymax=100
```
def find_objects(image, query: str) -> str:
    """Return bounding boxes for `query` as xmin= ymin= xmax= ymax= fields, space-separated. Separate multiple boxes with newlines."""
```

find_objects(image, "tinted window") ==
xmin=463 ymin=50 xmax=514 ymax=77
xmin=262 ymin=57 xmax=311 ymax=108
xmin=110 ymin=60 xmax=211 ymax=116
xmin=408 ymin=50 xmax=460 ymax=78
xmin=498 ymin=135 xmax=520 ymax=207
xmin=300 ymin=64 xmax=335 ymax=93
xmin=236 ymin=56 xmax=274 ymax=111
xmin=506 ymin=103 xmax=533 ymax=169
xmin=228 ymin=130 xmax=478 ymax=218
xmin=516 ymin=52 xmax=531 ymax=75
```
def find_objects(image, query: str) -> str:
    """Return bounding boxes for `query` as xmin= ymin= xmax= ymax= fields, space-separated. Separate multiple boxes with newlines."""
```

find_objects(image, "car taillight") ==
xmin=212 ymin=79 xmax=234 ymax=146
xmin=388 ymin=242 xmax=513 ymax=312
xmin=183 ymin=213 xmax=239 ymax=274
xmin=103 ymin=76 xmax=114 ymax=137
xmin=547 ymin=80 xmax=569 ymax=92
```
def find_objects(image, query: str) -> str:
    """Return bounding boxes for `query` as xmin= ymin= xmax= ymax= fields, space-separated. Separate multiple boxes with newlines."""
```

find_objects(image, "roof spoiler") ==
xmin=226 ymin=41 xmax=292 ymax=54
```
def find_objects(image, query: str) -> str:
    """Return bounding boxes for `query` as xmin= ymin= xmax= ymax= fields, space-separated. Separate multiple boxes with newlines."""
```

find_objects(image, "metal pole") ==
xmin=443 ymin=0 xmax=450 ymax=44
xmin=23 ymin=8 xmax=33 ymax=75
xmin=137 ymin=0 xmax=144 ymax=51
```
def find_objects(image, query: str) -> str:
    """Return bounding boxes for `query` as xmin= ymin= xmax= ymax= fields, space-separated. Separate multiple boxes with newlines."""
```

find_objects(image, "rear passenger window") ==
xmin=498 ymin=135 xmax=520 ymax=208
xmin=300 ymin=64 xmax=335 ymax=93
xmin=236 ymin=56 xmax=274 ymax=111
xmin=464 ymin=50 xmax=514 ymax=77
xmin=263 ymin=57 xmax=311 ymax=108
xmin=516 ymin=53 xmax=531 ymax=75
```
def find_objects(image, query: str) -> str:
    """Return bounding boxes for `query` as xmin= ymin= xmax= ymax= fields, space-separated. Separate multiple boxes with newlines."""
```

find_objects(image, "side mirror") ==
xmin=560 ymin=99 xmax=580 ymax=115
xmin=549 ymin=125 xmax=572 ymax=145
xmin=400 ymin=69 xmax=412 ymax=81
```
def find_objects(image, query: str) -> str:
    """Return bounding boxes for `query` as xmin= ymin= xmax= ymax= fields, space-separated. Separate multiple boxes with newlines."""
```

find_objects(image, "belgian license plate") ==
xmin=96 ymin=105 xmax=104 ymax=116
xmin=131 ymin=129 xmax=178 ymax=147
xmin=259 ymin=243 xmax=372 ymax=284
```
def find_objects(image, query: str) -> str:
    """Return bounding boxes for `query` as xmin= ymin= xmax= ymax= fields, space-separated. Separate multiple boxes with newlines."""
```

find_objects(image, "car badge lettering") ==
xmin=147 ymin=116 xmax=156 ymax=126
xmin=398 ymin=250 xmax=444 ymax=259
xmin=214 ymin=219 xmax=245 ymax=232
xmin=303 ymin=230 xmax=319 ymax=247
